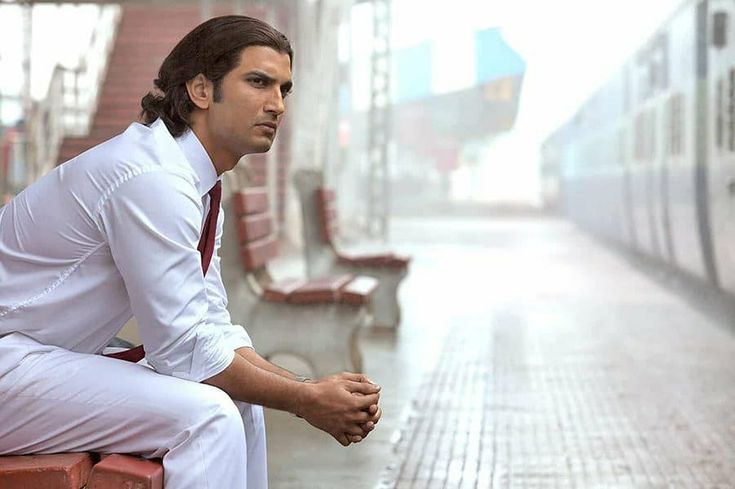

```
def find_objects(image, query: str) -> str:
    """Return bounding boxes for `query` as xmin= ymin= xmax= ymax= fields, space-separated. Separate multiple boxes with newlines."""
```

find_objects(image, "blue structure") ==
xmin=394 ymin=41 xmax=433 ymax=103
xmin=393 ymin=27 xmax=525 ymax=104
xmin=475 ymin=28 xmax=526 ymax=83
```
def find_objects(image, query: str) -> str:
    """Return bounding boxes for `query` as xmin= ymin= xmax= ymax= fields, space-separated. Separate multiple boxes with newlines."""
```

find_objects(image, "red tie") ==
xmin=198 ymin=180 xmax=222 ymax=276
xmin=105 ymin=180 xmax=222 ymax=363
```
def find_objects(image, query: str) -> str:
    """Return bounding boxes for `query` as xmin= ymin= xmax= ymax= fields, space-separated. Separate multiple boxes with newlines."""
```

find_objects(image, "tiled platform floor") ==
xmin=265 ymin=216 xmax=735 ymax=488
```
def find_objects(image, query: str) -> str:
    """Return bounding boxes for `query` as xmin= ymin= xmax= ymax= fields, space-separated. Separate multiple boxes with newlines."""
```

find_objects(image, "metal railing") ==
xmin=23 ymin=5 xmax=121 ymax=183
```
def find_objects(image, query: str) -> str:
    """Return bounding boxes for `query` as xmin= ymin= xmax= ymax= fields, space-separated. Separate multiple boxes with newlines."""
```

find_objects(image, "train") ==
xmin=542 ymin=0 xmax=735 ymax=297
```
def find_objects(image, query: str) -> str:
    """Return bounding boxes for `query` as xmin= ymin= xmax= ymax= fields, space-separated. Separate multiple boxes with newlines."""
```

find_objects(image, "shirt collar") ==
xmin=174 ymin=127 xmax=219 ymax=197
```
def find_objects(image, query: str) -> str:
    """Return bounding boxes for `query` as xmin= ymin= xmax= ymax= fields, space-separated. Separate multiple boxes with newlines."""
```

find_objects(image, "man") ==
xmin=0 ymin=15 xmax=381 ymax=489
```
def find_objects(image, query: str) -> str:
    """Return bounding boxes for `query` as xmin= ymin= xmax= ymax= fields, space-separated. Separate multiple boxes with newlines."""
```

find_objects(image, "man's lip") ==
xmin=256 ymin=122 xmax=277 ymax=130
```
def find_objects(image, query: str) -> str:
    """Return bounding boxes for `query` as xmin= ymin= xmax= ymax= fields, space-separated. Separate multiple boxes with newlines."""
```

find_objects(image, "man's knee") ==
xmin=162 ymin=382 xmax=244 ymax=443
xmin=189 ymin=384 xmax=241 ymax=426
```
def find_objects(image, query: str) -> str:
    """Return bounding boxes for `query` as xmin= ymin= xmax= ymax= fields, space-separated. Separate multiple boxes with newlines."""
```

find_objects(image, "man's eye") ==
xmin=250 ymin=78 xmax=266 ymax=87
xmin=282 ymin=90 xmax=292 ymax=99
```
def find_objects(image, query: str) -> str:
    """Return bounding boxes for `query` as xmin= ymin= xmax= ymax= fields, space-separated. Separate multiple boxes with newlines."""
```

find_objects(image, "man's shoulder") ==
xmin=77 ymin=121 xmax=196 ymax=187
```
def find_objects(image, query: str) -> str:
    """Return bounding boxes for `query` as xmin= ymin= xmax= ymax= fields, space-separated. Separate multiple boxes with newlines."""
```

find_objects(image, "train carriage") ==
xmin=544 ymin=0 xmax=734 ymax=296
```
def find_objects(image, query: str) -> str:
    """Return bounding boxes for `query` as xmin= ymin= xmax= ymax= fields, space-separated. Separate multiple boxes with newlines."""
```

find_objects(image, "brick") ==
xmin=0 ymin=453 xmax=94 ymax=489
xmin=87 ymin=454 xmax=163 ymax=489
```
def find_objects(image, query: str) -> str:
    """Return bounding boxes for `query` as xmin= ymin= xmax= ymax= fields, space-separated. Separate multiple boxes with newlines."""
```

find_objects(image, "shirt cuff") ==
xmin=219 ymin=323 xmax=254 ymax=352
xmin=170 ymin=327 xmax=236 ymax=383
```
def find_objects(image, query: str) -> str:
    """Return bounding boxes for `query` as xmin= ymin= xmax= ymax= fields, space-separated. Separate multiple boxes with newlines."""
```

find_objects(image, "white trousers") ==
xmin=0 ymin=333 xmax=267 ymax=489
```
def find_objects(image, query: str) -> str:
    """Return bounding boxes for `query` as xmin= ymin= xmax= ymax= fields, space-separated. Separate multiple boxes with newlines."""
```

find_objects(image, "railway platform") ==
xmin=264 ymin=214 xmax=735 ymax=488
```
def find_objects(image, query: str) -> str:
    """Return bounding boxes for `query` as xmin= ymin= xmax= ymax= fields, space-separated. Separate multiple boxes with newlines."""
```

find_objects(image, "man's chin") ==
xmin=250 ymin=138 xmax=275 ymax=154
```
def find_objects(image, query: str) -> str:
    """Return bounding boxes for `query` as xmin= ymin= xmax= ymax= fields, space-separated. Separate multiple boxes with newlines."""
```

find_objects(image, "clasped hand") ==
xmin=298 ymin=372 xmax=382 ymax=446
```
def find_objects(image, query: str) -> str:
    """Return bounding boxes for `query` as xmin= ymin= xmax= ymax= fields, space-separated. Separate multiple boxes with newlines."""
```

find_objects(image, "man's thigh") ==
xmin=0 ymin=335 xmax=234 ymax=458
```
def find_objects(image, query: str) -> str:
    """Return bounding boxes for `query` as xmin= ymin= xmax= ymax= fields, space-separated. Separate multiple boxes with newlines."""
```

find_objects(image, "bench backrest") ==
xmin=316 ymin=188 xmax=338 ymax=246
xmin=231 ymin=188 xmax=278 ymax=272
xmin=292 ymin=168 xmax=340 ymax=278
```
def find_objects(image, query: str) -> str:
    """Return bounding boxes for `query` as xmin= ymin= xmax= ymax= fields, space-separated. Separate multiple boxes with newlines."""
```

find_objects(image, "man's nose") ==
xmin=265 ymin=88 xmax=286 ymax=116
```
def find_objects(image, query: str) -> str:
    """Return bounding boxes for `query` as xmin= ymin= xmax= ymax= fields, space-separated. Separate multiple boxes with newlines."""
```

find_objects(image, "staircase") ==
xmin=57 ymin=5 xmax=206 ymax=164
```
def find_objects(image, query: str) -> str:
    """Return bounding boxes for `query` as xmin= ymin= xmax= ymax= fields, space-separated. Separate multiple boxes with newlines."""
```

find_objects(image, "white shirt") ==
xmin=0 ymin=119 xmax=252 ymax=383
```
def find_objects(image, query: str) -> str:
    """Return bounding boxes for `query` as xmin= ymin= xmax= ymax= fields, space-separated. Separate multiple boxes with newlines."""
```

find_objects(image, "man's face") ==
xmin=205 ymin=45 xmax=292 ymax=169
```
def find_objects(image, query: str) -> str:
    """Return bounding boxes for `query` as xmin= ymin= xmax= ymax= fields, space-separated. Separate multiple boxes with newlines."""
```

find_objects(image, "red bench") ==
xmin=317 ymin=188 xmax=411 ymax=270
xmin=294 ymin=169 xmax=410 ymax=328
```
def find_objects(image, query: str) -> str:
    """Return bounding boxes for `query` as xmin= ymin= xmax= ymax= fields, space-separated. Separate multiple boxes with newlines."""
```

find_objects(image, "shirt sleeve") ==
xmin=204 ymin=203 xmax=254 ymax=352
xmin=96 ymin=170 xmax=236 ymax=382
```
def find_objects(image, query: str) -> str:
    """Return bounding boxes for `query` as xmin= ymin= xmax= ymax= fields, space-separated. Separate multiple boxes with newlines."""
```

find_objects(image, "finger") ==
xmin=345 ymin=424 xmax=365 ymax=436
xmin=339 ymin=372 xmax=377 ymax=384
xmin=346 ymin=381 xmax=381 ymax=395
xmin=367 ymin=404 xmax=378 ymax=415
xmin=334 ymin=433 xmax=350 ymax=446
xmin=362 ymin=421 xmax=375 ymax=432
xmin=351 ymin=410 xmax=370 ymax=422
xmin=348 ymin=434 xmax=363 ymax=443
xmin=354 ymin=393 xmax=380 ymax=409
xmin=370 ymin=407 xmax=382 ymax=424
xmin=359 ymin=423 xmax=374 ymax=438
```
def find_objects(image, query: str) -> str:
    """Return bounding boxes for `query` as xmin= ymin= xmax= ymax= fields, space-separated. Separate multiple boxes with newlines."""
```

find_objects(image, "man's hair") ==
xmin=140 ymin=15 xmax=293 ymax=137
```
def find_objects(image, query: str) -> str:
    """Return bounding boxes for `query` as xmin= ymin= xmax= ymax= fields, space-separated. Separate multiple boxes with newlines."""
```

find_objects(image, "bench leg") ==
xmin=349 ymin=323 xmax=363 ymax=373
xmin=344 ymin=267 xmax=407 ymax=329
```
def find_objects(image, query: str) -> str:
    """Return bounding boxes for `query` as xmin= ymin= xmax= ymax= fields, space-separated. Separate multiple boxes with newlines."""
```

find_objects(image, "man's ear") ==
xmin=186 ymin=74 xmax=212 ymax=110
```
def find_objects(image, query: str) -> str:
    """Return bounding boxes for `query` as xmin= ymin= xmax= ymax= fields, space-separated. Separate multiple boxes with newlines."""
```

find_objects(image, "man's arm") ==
xmin=204 ymin=354 xmax=379 ymax=446
xmin=235 ymin=347 xmax=301 ymax=380
xmin=235 ymin=347 xmax=383 ymax=443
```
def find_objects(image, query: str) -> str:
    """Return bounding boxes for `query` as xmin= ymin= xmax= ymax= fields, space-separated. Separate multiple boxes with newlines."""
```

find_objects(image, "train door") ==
xmin=662 ymin=4 xmax=710 ymax=280
xmin=707 ymin=0 xmax=735 ymax=293
xmin=630 ymin=36 xmax=670 ymax=260
xmin=650 ymin=100 xmax=673 ymax=264
xmin=649 ymin=33 xmax=674 ymax=265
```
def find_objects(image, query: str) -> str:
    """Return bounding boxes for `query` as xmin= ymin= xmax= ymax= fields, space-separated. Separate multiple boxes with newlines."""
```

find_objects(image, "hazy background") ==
xmin=0 ymin=0 xmax=683 ymax=206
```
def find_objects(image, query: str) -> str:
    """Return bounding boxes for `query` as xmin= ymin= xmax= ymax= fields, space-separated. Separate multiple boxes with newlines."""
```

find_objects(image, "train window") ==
xmin=676 ymin=94 xmax=687 ymax=155
xmin=713 ymin=11 xmax=728 ymax=49
xmin=669 ymin=94 xmax=684 ymax=156
xmin=717 ymin=78 xmax=724 ymax=149
xmin=635 ymin=113 xmax=644 ymax=161
xmin=668 ymin=97 xmax=674 ymax=156
xmin=649 ymin=109 xmax=657 ymax=160
xmin=656 ymin=34 xmax=669 ymax=91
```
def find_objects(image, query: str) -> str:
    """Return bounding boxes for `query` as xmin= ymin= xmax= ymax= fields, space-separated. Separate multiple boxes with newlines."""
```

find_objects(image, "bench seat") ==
xmin=0 ymin=452 xmax=162 ymax=489
xmin=262 ymin=274 xmax=378 ymax=305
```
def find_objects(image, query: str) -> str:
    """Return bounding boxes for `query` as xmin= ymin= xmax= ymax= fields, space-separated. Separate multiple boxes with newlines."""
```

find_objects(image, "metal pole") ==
xmin=366 ymin=0 xmax=391 ymax=240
